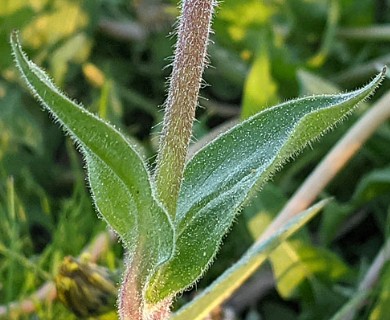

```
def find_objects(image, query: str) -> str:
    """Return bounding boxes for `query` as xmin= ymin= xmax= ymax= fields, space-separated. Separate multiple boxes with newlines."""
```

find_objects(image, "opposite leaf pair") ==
xmin=10 ymin=30 xmax=385 ymax=320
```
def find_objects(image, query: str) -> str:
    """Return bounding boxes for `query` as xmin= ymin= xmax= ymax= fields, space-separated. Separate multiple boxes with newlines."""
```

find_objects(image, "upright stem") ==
xmin=155 ymin=0 xmax=215 ymax=216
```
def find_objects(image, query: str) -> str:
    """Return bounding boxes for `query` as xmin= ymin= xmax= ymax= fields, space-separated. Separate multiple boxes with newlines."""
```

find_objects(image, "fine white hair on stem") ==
xmin=154 ymin=0 xmax=218 ymax=216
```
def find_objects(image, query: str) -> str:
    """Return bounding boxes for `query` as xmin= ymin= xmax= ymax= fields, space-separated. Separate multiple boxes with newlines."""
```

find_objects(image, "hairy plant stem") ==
xmin=155 ymin=0 xmax=215 ymax=216
xmin=120 ymin=248 xmax=172 ymax=320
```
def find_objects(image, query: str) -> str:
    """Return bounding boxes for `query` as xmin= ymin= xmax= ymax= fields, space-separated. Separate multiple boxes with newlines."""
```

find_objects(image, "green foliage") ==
xmin=368 ymin=262 xmax=390 ymax=320
xmin=11 ymin=32 xmax=175 ymax=309
xmin=11 ymin=24 xmax=385 ymax=320
xmin=147 ymin=70 xmax=383 ymax=302
xmin=241 ymin=31 xmax=278 ymax=118
xmin=170 ymin=200 xmax=329 ymax=320
xmin=11 ymin=25 xmax=385 ymax=317
xmin=1 ymin=0 xmax=390 ymax=319
xmin=352 ymin=167 xmax=390 ymax=205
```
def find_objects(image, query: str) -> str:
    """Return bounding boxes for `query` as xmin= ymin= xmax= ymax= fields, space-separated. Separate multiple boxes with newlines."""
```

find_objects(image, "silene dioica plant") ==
xmin=10 ymin=1 xmax=386 ymax=320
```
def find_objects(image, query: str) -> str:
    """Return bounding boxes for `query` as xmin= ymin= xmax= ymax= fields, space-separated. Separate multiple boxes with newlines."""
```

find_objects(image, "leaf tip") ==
xmin=381 ymin=65 xmax=387 ymax=76
xmin=10 ymin=29 xmax=21 ymax=52
xmin=374 ymin=65 xmax=387 ymax=87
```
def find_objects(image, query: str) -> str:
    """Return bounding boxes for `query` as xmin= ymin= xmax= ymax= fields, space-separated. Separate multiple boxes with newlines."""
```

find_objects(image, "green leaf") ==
xmin=318 ymin=201 xmax=354 ymax=246
xmin=242 ymin=185 xmax=350 ymax=299
xmin=300 ymin=277 xmax=348 ymax=319
xmin=270 ymin=240 xmax=350 ymax=298
xmin=216 ymin=0 xmax=274 ymax=33
xmin=10 ymin=31 xmax=174 ymax=281
xmin=49 ymin=32 xmax=92 ymax=85
xmin=170 ymin=200 xmax=328 ymax=320
xmin=0 ymin=2 xmax=33 ymax=70
xmin=307 ymin=0 xmax=339 ymax=67
xmin=147 ymin=68 xmax=385 ymax=302
xmin=297 ymin=69 xmax=369 ymax=111
xmin=241 ymin=32 xmax=278 ymax=119
xmin=0 ymin=85 xmax=44 ymax=155
xmin=244 ymin=184 xmax=287 ymax=239
xmin=319 ymin=166 xmax=390 ymax=245
xmin=352 ymin=166 xmax=390 ymax=205
xmin=21 ymin=1 xmax=88 ymax=49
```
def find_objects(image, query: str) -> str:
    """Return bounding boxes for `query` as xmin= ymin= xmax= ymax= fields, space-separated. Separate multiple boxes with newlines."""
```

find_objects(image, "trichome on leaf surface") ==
xmin=10 ymin=0 xmax=385 ymax=319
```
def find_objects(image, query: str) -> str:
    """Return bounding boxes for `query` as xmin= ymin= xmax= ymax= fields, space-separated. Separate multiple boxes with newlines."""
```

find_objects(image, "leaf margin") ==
xmin=147 ymin=67 xmax=386 ymax=302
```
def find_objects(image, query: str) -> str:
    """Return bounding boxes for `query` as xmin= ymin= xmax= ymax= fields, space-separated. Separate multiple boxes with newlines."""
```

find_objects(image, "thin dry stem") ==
xmin=341 ymin=238 xmax=390 ymax=320
xmin=99 ymin=19 xmax=147 ymax=42
xmin=155 ymin=0 xmax=215 ymax=215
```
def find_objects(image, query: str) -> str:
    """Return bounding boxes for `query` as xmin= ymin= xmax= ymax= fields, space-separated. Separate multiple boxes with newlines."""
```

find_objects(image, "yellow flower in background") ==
xmin=55 ymin=256 xmax=118 ymax=318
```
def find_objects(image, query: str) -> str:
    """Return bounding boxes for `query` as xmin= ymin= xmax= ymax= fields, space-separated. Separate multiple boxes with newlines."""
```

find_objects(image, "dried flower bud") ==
xmin=55 ymin=256 xmax=118 ymax=318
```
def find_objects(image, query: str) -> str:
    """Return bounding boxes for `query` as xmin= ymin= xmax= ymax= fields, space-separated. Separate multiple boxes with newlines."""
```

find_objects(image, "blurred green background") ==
xmin=1 ymin=0 xmax=390 ymax=319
